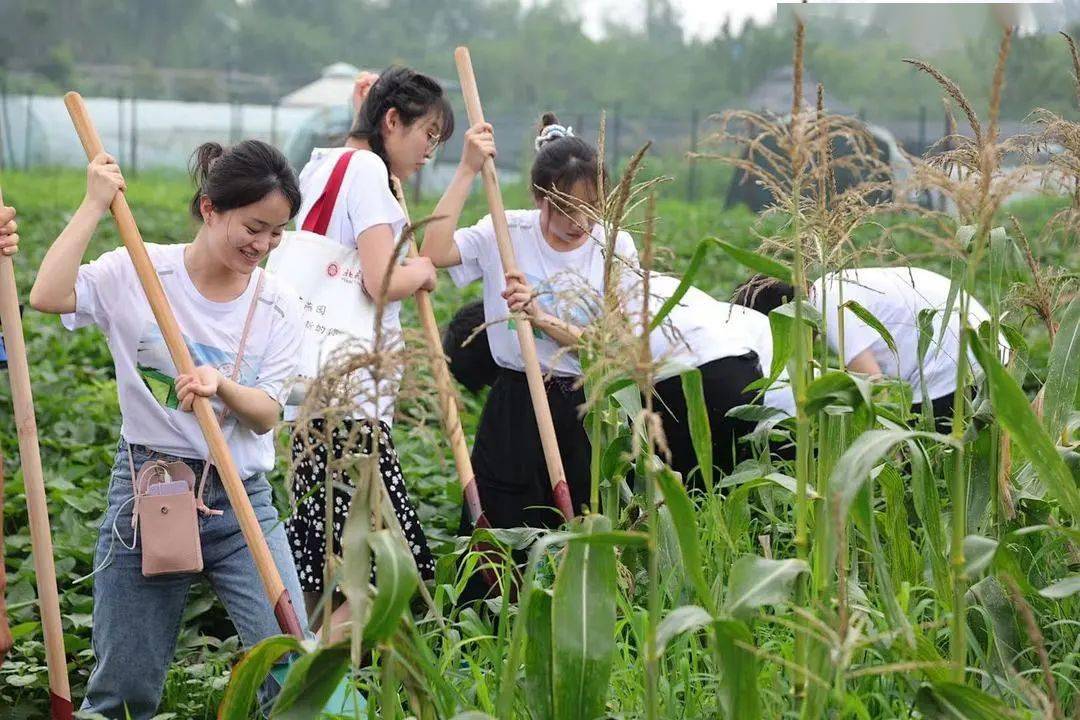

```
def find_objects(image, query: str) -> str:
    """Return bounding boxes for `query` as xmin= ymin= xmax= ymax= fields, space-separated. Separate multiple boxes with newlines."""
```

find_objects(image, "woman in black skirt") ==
xmin=422 ymin=113 xmax=638 ymax=529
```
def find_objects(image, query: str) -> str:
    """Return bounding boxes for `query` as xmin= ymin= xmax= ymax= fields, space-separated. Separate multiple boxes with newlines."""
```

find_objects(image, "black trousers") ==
xmin=461 ymin=368 xmax=591 ymax=532
xmin=652 ymin=353 xmax=763 ymax=490
xmin=912 ymin=388 xmax=972 ymax=435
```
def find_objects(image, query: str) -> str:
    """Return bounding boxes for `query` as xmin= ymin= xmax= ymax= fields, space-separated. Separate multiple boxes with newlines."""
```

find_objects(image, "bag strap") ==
xmin=230 ymin=269 xmax=267 ymax=386
xmin=129 ymin=271 xmax=269 ymax=524
xmin=194 ymin=269 xmax=267 ymax=516
xmin=300 ymin=150 xmax=356 ymax=236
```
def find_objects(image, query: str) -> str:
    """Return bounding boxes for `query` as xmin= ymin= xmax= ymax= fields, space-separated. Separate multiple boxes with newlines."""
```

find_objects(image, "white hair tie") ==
xmin=535 ymin=123 xmax=574 ymax=151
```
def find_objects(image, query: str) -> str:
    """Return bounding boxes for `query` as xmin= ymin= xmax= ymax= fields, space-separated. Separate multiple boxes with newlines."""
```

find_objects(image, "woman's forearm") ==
xmin=531 ymin=311 xmax=583 ymax=349
xmin=421 ymin=165 xmax=476 ymax=268
xmin=217 ymin=378 xmax=281 ymax=435
xmin=29 ymin=200 xmax=107 ymax=313
xmin=846 ymin=348 xmax=883 ymax=377
xmin=363 ymin=262 xmax=427 ymax=302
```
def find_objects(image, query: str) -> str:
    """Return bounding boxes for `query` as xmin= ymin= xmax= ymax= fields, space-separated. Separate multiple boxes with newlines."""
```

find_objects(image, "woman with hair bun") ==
xmin=422 ymin=112 xmax=638 ymax=531
xmin=30 ymin=140 xmax=307 ymax=717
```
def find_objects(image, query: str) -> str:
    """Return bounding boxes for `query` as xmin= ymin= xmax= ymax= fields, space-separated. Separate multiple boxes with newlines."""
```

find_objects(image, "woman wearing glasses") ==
xmin=285 ymin=66 xmax=454 ymax=619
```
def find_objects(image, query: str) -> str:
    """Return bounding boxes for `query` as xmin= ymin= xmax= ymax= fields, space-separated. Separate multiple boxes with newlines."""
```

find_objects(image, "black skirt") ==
xmin=911 ymin=390 xmax=965 ymax=434
xmin=652 ymin=352 xmax=763 ymax=490
xmin=287 ymin=418 xmax=435 ymax=593
xmin=464 ymin=368 xmax=592 ymax=530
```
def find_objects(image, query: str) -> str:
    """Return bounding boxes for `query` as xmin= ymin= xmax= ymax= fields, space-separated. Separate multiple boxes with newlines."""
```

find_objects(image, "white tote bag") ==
xmin=267 ymin=229 xmax=377 ymax=385
xmin=266 ymin=150 xmax=381 ymax=412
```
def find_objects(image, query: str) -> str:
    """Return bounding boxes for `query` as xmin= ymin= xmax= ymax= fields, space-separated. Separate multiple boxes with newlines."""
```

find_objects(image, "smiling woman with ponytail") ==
xmin=29 ymin=139 xmax=308 ymax=718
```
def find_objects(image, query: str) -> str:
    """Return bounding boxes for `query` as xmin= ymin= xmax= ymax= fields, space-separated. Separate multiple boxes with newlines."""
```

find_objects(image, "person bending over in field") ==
xmin=621 ymin=273 xmax=795 ymax=487
xmin=441 ymin=275 xmax=797 ymax=491
xmin=735 ymin=267 xmax=1004 ymax=433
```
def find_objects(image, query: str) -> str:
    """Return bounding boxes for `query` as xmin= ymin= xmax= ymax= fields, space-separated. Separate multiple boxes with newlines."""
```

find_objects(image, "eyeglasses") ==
xmin=425 ymin=129 xmax=442 ymax=153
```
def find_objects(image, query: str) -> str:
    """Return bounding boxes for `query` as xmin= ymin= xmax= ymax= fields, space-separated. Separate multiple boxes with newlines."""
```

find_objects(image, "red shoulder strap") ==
xmin=300 ymin=150 xmax=356 ymax=236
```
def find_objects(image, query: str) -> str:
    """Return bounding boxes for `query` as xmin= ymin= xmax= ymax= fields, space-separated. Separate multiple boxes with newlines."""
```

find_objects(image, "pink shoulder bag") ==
xmin=129 ymin=271 xmax=266 ymax=577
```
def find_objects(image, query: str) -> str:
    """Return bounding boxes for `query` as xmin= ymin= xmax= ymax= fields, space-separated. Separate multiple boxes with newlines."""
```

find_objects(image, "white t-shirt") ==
xmin=448 ymin=209 xmax=639 ymax=377
xmin=61 ymin=243 xmax=303 ymax=478
xmin=291 ymin=147 xmax=407 ymax=424
xmin=624 ymin=274 xmax=795 ymax=414
xmin=812 ymin=266 xmax=995 ymax=403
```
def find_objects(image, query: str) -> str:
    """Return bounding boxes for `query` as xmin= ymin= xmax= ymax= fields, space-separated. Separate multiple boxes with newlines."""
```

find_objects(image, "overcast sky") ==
xmin=520 ymin=0 xmax=778 ymax=41
xmin=588 ymin=0 xmax=777 ymax=40
xmin=521 ymin=1 xmax=1066 ymax=42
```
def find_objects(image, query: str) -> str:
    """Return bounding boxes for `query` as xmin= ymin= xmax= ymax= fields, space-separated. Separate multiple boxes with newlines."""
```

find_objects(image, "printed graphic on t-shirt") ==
xmin=135 ymin=323 xmax=260 ymax=411
xmin=522 ymin=269 xmax=603 ymax=335
xmin=505 ymin=316 xmax=545 ymax=338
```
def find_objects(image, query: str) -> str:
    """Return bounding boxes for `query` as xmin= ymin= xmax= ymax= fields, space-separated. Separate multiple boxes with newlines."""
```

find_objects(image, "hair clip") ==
xmin=535 ymin=124 xmax=575 ymax=151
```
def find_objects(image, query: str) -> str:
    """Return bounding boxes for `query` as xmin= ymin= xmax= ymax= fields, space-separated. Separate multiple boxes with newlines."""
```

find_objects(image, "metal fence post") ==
xmin=918 ymin=104 xmax=927 ymax=155
xmin=229 ymin=97 xmax=241 ymax=144
xmin=0 ymin=76 xmax=12 ymax=170
xmin=0 ymin=75 xmax=7 ymax=171
xmin=23 ymin=92 xmax=34 ymax=170
xmin=688 ymin=107 xmax=699 ymax=203
xmin=130 ymin=93 xmax=138 ymax=175
xmin=611 ymin=102 xmax=622 ymax=173
xmin=117 ymin=92 xmax=125 ymax=166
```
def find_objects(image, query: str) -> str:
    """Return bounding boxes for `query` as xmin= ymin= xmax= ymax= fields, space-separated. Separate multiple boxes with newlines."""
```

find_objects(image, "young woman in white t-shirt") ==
xmin=284 ymin=67 xmax=454 ymax=608
xmin=422 ymin=112 xmax=638 ymax=529
xmin=29 ymin=141 xmax=307 ymax=718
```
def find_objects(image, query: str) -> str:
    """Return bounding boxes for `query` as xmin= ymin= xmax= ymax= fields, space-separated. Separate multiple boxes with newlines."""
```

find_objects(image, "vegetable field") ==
xmin=3 ymin=24 xmax=1080 ymax=720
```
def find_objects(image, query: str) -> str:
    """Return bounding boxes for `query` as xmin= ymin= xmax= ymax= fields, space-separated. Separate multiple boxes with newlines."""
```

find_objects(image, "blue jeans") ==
xmin=80 ymin=440 xmax=308 ymax=719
